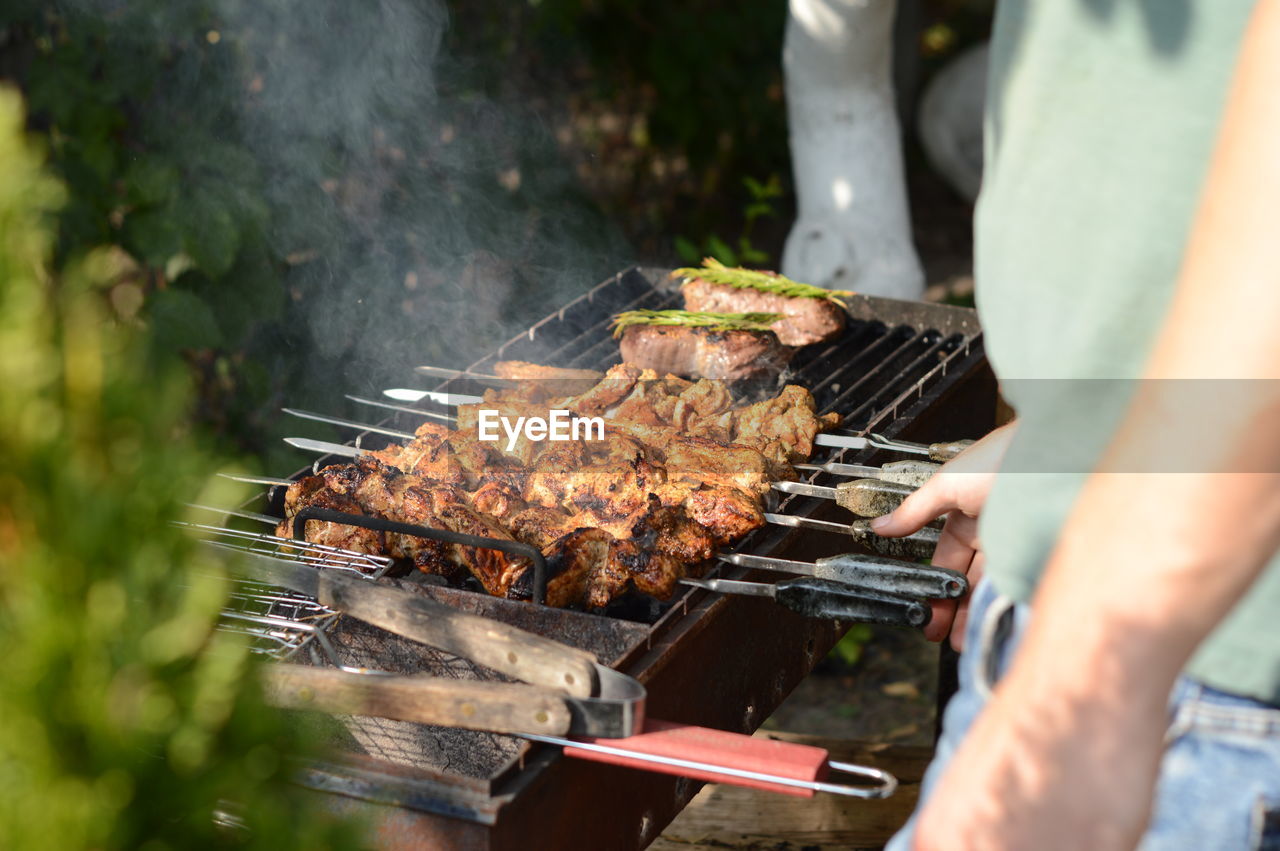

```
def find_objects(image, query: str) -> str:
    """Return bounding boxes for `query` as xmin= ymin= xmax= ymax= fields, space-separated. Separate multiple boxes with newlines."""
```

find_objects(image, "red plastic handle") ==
xmin=563 ymin=718 xmax=830 ymax=797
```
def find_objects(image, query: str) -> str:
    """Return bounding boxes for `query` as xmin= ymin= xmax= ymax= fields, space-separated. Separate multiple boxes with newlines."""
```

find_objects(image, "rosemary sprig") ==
xmin=671 ymin=257 xmax=853 ymax=304
xmin=611 ymin=309 xmax=783 ymax=338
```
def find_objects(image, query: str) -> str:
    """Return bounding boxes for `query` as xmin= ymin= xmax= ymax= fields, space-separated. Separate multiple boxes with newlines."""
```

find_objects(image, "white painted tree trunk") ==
xmin=782 ymin=0 xmax=924 ymax=300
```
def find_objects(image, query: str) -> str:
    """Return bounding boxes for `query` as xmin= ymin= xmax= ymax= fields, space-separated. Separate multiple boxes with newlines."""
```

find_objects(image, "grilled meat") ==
xmin=674 ymin=484 xmax=765 ymax=546
xmin=681 ymin=277 xmax=847 ymax=346
xmin=481 ymin=361 xmax=646 ymax=418
xmin=493 ymin=360 xmax=605 ymax=399
xmin=276 ymin=372 xmax=838 ymax=608
xmin=523 ymin=456 xmax=666 ymax=529
xmin=276 ymin=477 xmax=386 ymax=555
xmin=369 ymin=421 xmax=488 ymax=485
xmin=728 ymin=384 xmax=841 ymax=463
xmin=278 ymin=456 xmax=731 ymax=608
xmin=280 ymin=459 xmax=529 ymax=594
xmin=617 ymin=324 xmax=793 ymax=380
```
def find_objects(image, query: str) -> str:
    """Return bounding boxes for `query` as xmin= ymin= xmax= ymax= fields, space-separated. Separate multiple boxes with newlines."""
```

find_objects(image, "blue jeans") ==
xmin=886 ymin=577 xmax=1280 ymax=850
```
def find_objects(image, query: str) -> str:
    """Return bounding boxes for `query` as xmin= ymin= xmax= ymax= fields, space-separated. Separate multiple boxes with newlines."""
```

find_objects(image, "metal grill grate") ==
xmin=183 ymin=522 xmax=393 ymax=665
xmin=212 ymin=266 xmax=993 ymax=827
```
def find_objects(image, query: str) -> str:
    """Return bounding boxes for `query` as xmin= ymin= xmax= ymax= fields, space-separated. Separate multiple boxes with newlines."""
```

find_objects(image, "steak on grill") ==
xmin=617 ymin=324 xmax=793 ymax=380
xmin=681 ymin=278 xmax=847 ymax=346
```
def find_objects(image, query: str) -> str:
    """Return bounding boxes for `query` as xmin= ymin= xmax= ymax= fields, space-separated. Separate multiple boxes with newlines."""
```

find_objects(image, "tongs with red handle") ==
xmin=229 ymin=550 xmax=897 ymax=799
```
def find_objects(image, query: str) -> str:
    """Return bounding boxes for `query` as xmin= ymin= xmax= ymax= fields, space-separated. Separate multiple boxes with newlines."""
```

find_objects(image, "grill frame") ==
xmin=246 ymin=266 xmax=995 ymax=849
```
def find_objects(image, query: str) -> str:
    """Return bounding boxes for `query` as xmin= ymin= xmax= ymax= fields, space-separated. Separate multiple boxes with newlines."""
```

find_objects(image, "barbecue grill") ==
xmin=211 ymin=266 xmax=994 ymax=849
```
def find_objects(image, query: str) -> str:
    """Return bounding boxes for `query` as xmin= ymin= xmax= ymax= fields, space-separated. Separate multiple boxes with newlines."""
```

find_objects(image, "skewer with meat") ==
xmin=284 ymin=458 xmax=530 ymax=593
xmin=450 ymin=378 xmax=837 ymax=475
xmin=277 ymin=456 xmax=719 ymax=607
xmin=481 ymin=361 xmax=649 ymax=417
xmin=674 ymin=258 xmax=852 ymax=346
xmin=276 ymin=372 xmax=834 ymax=607
xmin=491 ymin=360 xmax=605 ymax=400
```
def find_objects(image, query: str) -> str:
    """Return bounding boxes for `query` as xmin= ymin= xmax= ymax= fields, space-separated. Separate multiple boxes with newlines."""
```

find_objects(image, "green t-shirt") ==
xmin=976 ymin=1 xmax=1280 ymax=703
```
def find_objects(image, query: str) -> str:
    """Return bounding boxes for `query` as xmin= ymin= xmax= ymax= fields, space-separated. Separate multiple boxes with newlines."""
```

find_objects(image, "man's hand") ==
xmin=871 ymin=421 xmax=1016 ymax=648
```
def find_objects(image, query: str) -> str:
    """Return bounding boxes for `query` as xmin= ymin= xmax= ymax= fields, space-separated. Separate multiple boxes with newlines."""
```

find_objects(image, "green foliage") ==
xmin=610 ymin=309 xmax=782 ymax=336
xmin=0 ymin=88 xmax=360 ymax=850
xmin=675 ymin=175 xmax=785 ymax=267
xmin=828 ymin=624 xmax=875 ymax=668
xmin=532 ymin=1 xmax=787 ymax=172
xmin=2 ymin=1 xmax=285 ymax=457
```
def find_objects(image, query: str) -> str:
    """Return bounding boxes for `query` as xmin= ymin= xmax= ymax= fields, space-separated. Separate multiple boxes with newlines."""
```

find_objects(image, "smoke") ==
xmin=70 ymin=0 xmax=631 ymax=411
xmin=215 ymin=0 xmax=631 ymax=392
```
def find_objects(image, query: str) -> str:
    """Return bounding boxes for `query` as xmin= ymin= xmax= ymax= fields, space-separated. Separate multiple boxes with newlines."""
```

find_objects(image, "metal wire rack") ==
xmin=177 ymin=521 xmax=394 ymax=667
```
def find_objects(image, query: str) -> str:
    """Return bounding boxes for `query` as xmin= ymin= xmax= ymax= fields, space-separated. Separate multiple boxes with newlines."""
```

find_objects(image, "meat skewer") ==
xmin=219 ymin=467 xmax=940 ymax=563
xmin=772 ymin=479 xmax=916 ymax=518
xmin=414 ymin=362 xmax=606 ymax=396
xmin=345 ymin=394 xmax=454 ymax=423
xmin=813 ymin=432 xmax=973 ymax=461
xmin=763 ymin=512 xmax=941 ymax=562
xmin=283 ymin=407 xmax=416 ymax=440
xmin=383 ymin=388 xmax=484 ymax=405
xmin=718 ymin=552 xmax=965 ymax=600
xmin=793 ymin=459 xmax=940 ymax=488
xmin=283 ymin=436 xmax=767 ymax=547
xmin=276 ymin=454 xmax=724 ymax=608
xmin=680 ymin=576 xmax=929 ymax=627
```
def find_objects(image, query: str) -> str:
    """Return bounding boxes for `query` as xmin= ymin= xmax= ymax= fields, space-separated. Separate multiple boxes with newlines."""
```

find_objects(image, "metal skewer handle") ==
xmin=814 ymin=432 xmax=973 ymax=461
xmin=764 ymin=513 xmax=940 ymax=561
xmin=793 ymin=459 xmax=940 ymax=488
xmin=773 ymin=479 xmax=916 ymax=517
xmin=723 ymin=552 xmax=964 ymax=600
xmin=772 ymin=577 xmax=928 ymax=625
xmin=683 ymin=576 xmax=929 ymax=627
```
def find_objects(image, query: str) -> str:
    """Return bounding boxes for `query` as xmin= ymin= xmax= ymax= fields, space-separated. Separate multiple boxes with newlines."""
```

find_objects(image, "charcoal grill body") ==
xmin=268 ymin=268 xmax=995 ymax=849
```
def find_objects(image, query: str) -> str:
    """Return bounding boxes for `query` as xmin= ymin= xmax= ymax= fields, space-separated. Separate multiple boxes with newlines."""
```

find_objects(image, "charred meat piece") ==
xmin=506 ymin=505 xmax=585 ymax=549
xmin=280 ymin=460 xmax=532 ymax=596
xmin=609 ymin=540 xmax=684 ymax=602
xmin=470 ymin=479 xmax=525 ymax=522
xmin=369 ymin=426 xmax=488 ymax=486
xmin=727 ymin=384 xmax=842 ymax=463
xmin=276 ymin=477 xmax=386 ymax=555
xmin=493 ymin=360 xmax=604 ymax=399
xmin=658 ymin=483 xmax=766 ymax=547
xmin=522 ymin=456 xmax=667 ymax=533
xmin=629 ymin=499 xmax=717 ymax=564
xmin=617 ymin=325 xmax=793 ymax=381
xmin=532 ymin=527 xmax=618 ymax=608
xmin=561 ymin=362 xmax=648 ymax=413
xmin=659 ymin=435 xmax=773 ymax=496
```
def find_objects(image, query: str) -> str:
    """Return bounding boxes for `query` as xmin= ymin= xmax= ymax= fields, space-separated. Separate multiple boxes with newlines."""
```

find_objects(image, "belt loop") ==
xmin=975 ymin=596 xmax=1017 ymax=700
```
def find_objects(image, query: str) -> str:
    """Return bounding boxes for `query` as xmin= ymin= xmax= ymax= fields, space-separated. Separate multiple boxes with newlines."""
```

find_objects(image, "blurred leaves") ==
xmin=0 ymin=86 xmax=359 ymax=850
xmin=149 ymin=288 xmax=224 ymax=352
xmin=674 ymin=174 xmax=781 ymax=268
